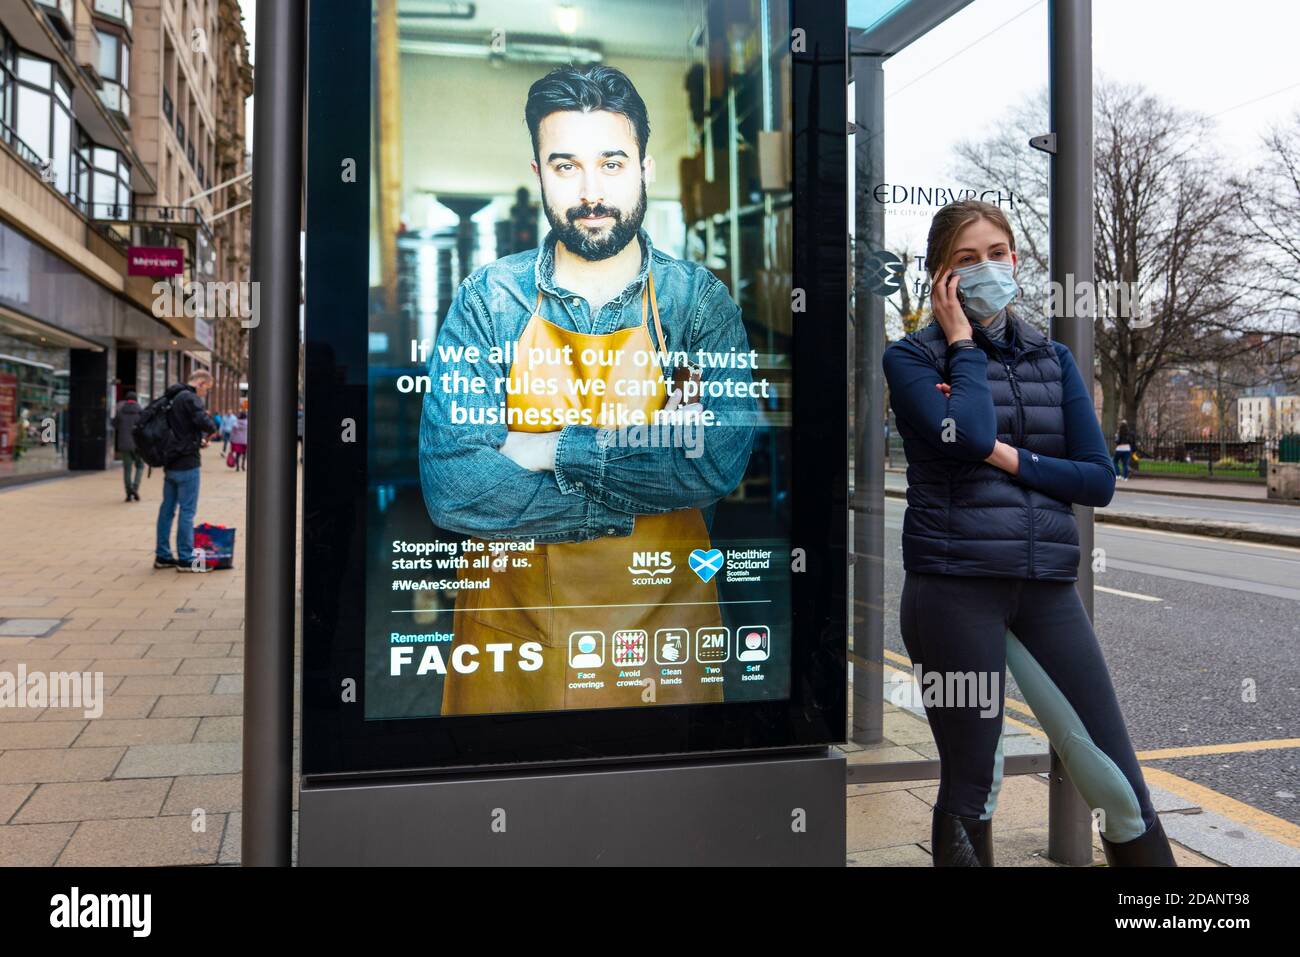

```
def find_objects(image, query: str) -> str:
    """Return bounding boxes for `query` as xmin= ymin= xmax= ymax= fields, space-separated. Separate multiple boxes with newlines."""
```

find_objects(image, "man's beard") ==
xmin=542 ymin=181 xmax=647 ymax=262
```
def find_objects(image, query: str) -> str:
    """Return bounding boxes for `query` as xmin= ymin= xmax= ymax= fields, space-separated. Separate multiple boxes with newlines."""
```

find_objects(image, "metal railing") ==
xmin=1123 ymin=429 xmax=1295 ymax=479
xmin=885 ymin=419 xmax=1299 ymax=480
xmin=97 ymin=80 xmax=131 ymax=118
xmin=88 ymin=202 xmax=210 ymax=235
xmin=0 ymin=118 xmax=47 ymax=171
xmin=0 ymin=121 xmax=134 ymax=257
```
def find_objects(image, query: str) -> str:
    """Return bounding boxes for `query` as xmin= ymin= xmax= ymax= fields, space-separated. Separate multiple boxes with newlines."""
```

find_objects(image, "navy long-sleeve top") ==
xmin=883 ymin=335 xmax=1115 ymax=509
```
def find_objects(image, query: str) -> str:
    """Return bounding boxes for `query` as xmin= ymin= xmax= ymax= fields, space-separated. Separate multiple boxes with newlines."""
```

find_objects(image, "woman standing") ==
xmin=1114 ymin=419 xmax=1133 ymax=480
xmin=882 ymin=200 xmax=1175 ymax=867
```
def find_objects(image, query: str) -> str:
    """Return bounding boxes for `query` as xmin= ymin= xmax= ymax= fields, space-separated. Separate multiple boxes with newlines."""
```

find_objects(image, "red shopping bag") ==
xmin=227 ymin=450 xmax=237 ymax=468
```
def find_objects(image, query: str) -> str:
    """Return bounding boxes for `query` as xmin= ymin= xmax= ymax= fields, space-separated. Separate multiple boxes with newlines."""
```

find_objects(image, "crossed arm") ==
xmin=883 ymin=338 xmax=1114 ymax=507
xmin=419 ymin=276 xmax=757 ymax=541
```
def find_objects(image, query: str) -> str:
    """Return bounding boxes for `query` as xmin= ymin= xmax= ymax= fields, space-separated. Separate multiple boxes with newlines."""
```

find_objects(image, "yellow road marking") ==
xmin=1139 ymin=767 xmax=1300 ymax=849
xmin=865 ymin=648 xmax=1300 ymax=848
xmin=1136 ymin=739 xmax=1300 ymax=759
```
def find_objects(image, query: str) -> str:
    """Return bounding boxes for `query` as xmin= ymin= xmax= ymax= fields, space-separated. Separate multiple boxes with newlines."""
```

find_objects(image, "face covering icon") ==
xmin=952 ymin=260 xmax=1018 ymax=321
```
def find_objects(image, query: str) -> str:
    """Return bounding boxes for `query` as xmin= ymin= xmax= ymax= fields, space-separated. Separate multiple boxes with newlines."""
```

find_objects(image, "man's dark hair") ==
xmin=126 ymin=390 xmax=137 ymax=401
xmin=524 ymin=65 xmax=651 ymax=163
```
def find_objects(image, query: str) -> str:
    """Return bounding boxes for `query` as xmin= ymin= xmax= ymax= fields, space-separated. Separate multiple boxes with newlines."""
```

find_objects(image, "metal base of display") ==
xmin=300 ymin=748 xmax=845 ymax=866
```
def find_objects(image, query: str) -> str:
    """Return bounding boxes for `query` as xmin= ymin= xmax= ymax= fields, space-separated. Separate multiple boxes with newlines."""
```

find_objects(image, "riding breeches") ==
xmin=899 ymin=571 xmax=1157 ymax=842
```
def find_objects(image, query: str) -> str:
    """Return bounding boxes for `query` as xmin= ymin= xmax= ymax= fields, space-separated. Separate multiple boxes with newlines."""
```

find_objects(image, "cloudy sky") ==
xmin=875 ymin=0 xmax=1300 ymax=252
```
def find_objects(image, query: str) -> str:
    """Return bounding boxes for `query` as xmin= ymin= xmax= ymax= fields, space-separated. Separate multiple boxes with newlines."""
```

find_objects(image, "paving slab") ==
xmin=14 ymin=779 xmax=172 ymax=824
xmin=113 ymin=742 xmax=241 ymax=779
xmin=0 ymin=783 xmax=35 ymax=823
xmin=57 ymin=814 xmax=226 ymax=866
xmin=150 ymin=694 xmax=243 ymax=718
xmin=162 ymin=773 xmax=242 ymax=816
xmin=73 ymin=718 xmax=199 ymax=748
xmin=0 ymin=721 xmax=86 ymax=750
xmin=0 ymin=747 xmax=125 ymax=784
xmin=0 ymin=822 xmax=77 ymax=865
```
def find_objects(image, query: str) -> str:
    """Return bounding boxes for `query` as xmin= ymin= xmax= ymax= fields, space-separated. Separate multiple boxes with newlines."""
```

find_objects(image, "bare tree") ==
xmin=1231 ymin=112 xmax=1300 ymax=386
xmin=952 ymin=80 xmax=1284 ymax=439
xmin=1090 ymin=82 xmax=1265 ymax=438
xmin=953 ymin=90 xmax=1051 ymax=317
xmin=887 ymin=245 xmax=930 ymax=338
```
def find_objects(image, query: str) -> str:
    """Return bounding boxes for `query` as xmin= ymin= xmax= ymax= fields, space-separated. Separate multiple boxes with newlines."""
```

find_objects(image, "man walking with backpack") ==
xmin=112 ymin=390 xmax=144 ymax=502
xmin=135 ymin=369 xmax=219 ymax=571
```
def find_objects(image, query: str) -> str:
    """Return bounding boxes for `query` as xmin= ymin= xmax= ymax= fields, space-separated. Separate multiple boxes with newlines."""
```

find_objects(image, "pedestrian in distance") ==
xmin=111 ymin=390 xmax=144 ymax=502
xmin=229 ymin=411 xmax=248 ymax=471
xmin=221 ymin=409 xmax=234 ymax=454
xmin=1114 ymin=419 xmax=1133 ymax=481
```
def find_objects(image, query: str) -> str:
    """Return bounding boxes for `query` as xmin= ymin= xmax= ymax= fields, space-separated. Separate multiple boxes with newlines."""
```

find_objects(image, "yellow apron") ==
xmin=443 ymin=272 xmax=726 ymax=714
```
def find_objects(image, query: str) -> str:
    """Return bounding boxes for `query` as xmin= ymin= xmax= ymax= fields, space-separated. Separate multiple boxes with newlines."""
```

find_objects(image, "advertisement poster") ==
xmin=363 ymin=0 xmax=795 ymax=719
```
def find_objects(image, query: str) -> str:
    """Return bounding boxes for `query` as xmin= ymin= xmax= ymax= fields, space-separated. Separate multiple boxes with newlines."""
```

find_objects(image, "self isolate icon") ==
xmin=737 ymin=625 xmax=770 ymax=662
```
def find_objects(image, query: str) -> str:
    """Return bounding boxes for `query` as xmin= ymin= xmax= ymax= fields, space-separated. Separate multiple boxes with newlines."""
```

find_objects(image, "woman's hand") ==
xmin=500 ymin=431 xmax=559 ymax=471
xmin=934 ymin=383 xmax=1015 ymax=471
xmin=931 ymin=267 xmax=974 ymax=345
xmin=984 ymin=439 xmax=1020 ymax=475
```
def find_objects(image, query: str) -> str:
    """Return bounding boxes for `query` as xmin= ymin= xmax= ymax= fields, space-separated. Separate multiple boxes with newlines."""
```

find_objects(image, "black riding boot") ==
xmin=1100 ymin=815 xmax=1177 ymax=867
xmin=931 ymin=807 xmax=994 ymax=866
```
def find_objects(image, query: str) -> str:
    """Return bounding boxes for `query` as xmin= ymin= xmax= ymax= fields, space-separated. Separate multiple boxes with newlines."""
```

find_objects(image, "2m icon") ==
xmin=695 ymin=627 xmax=730 ymax=663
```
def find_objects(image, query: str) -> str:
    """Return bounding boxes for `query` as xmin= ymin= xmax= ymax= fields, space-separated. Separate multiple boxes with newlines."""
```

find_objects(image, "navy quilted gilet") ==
xmin=893 ymin=315 xmax=1080 ymax=581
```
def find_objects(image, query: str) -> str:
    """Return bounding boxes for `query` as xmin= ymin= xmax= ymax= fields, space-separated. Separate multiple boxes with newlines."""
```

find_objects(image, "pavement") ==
xmin=884 ymin=468 xmax=1300 ymax=546
xmin=0 ymin=446 xmax=257 ymax=866
xmin=0 ymin=454 xmax=1295 ymax=865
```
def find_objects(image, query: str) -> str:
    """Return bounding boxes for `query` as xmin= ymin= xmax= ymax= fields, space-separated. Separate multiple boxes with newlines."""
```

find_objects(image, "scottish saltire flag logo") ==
xmin=688 ymin=548 xmax=724 ymax=583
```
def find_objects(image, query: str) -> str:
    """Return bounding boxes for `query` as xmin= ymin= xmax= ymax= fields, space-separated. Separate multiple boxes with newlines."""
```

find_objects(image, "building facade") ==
xmin=1239 ymin=389 xmax=1300 ymax=440
xmin=0 ymin=0 xmax=251 ymax=483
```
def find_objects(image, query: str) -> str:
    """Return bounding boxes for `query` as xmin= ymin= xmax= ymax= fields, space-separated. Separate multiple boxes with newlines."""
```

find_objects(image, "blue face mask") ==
xmin=952 ymin=260 xmax=1018 ymax=321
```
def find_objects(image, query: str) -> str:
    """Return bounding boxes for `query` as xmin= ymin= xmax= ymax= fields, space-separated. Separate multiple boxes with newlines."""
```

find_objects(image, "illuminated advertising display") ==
xmin=303 ymin=0 xmax=846 ymax=775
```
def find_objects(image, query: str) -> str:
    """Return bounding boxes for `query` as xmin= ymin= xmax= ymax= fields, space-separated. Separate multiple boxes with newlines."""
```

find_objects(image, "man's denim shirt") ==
xmin=419 ymin=228 xmax=757 ymax=544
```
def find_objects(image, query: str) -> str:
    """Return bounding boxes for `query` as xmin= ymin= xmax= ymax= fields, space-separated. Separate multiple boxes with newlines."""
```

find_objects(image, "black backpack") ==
xmin=133 ymin=391 xmax=192 ymax=468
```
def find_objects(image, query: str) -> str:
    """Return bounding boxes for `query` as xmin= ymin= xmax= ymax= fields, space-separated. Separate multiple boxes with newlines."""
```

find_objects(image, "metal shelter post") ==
xmin=1046 ymin=0 xmax=1097 ymax=866
xmin=849 ymin=42 xmax=886 ymax=746
xmin=242 ymin=0 xmax=305 ymax=867
xmin=846 ymin=0 xmax=976 ymax=746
